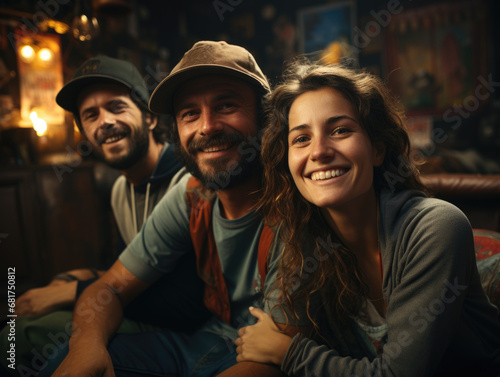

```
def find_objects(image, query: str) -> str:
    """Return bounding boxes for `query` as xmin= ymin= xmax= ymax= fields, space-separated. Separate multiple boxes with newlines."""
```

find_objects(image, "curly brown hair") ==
xmin=259 ymin=60 xmax=428 ymax=325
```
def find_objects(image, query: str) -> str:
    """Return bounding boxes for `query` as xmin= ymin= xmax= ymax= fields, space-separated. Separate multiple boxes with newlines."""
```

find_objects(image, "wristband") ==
xmin=52 ymin=273 xmax=79 ymax=282
xmin=89 ymin=268 xmax=100 ymax=279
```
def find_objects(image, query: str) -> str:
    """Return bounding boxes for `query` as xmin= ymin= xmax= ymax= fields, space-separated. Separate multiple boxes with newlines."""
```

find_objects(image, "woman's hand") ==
xmin=235 ymin=307 xmax=293 ymax=366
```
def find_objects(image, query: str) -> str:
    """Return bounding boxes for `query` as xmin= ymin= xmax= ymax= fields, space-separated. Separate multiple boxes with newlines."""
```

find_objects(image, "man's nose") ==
xmin=98 ymin=111 xmax=116 ymax=130
xmin=200 ymin=110 xmax=223 ymax=136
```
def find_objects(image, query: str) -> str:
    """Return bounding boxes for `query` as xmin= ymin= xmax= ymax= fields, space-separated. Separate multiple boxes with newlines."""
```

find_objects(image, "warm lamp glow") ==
xmin=30 ymin=112 xmax=48 ymax=136
xmin=38 ymin=48 xmax=54 ymax=62
xmin=20 ymin=45 xmax=35 ymax=63
xmin=45 ymin=19 xmax=70 ymax=34
xmin=72 ymin=14 xmax=99 ymax=41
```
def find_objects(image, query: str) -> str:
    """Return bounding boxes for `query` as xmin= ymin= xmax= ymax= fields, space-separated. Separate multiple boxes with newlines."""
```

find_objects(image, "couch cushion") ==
xmin=474 ymin=229 xmax=500 ymax=309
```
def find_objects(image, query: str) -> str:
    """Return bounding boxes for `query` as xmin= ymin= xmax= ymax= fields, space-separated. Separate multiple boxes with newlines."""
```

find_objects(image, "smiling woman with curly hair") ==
xmin=233 ymin=60 xmax=500 ymax=377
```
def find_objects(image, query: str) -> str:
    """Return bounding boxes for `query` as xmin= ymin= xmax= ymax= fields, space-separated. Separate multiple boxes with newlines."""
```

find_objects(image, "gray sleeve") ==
xmin=282 ymin=335 xmax=365 ymax=374
xmin=282 ymin=201 xmax=475 ymax=376
xmin=119 ymin=174 xmax=193 ymax=283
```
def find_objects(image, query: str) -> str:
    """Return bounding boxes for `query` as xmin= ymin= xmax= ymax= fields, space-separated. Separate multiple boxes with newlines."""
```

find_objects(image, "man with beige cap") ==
xmin=41 ymin=41 xmax=284 ymax=377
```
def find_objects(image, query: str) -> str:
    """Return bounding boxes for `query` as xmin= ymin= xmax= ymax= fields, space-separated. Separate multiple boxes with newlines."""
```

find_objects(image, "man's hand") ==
xmin=51 ymin=340 xmax=115 ymax=377
xmin=16 ymin=268 xmax=104 ymax=317
xmin=235 ymin=307 xmax=292 ymax=366
xmin=16 ymin=282 xmax=77 ymax=317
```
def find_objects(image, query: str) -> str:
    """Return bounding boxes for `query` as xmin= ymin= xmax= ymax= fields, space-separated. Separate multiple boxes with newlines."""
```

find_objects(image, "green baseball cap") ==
xmin=56 ymin=55 xmax=149 ymax=114
xmin=149 ymin=41 xmax=271 ymax=115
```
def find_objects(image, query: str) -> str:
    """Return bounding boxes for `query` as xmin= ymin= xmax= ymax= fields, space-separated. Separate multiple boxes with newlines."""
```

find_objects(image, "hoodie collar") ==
xmin=134 ymin=142 xmax=182 ymax=193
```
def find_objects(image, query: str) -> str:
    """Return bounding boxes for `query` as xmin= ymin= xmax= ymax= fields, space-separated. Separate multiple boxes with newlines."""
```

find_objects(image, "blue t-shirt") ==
xmin=119 ymin=174 xmax=271 ymax=337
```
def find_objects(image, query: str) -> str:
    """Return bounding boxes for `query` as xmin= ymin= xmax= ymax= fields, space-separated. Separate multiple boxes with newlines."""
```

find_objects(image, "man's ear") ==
xmin=372 ymin=141 xmax=386 ymax=167
xmin=144 ymin=113 xmax=158 ymax=130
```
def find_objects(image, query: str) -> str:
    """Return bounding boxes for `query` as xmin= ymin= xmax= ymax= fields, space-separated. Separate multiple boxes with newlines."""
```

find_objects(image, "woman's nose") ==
xmin=310 ymin=137 xmax=335 ymax=161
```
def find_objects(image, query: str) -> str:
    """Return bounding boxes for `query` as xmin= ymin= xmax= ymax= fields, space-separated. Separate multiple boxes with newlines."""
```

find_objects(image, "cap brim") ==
xmin=149 ymin=65 xmax=269 ymax=115
xmin=56 ymin=75 xmax=136 ymax=113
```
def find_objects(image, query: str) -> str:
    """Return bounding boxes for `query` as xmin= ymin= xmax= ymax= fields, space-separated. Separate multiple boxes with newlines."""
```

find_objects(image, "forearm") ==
xmin=50 ymin=261 xmax=147 ymax=376
xmin=69 ymin=279 xmax=124 ymax=348
xmin=273 ymin=323 xmax=309 ymax=366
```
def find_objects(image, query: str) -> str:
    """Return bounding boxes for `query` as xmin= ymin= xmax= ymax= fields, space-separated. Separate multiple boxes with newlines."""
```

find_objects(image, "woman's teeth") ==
xmin=311 ymin=168 xmax=348 ymax=181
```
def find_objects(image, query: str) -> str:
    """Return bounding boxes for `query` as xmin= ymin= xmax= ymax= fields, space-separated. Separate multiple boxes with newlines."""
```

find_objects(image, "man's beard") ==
xmin=92 ymin=122 xmax=150 ymax=171
xmin=175 ymin=131 xmax=261 ymax=191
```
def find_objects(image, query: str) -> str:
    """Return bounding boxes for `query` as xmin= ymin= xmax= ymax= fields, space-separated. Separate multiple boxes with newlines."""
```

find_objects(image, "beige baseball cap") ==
xmin=149 ymin=41 xmax=271 ymax=115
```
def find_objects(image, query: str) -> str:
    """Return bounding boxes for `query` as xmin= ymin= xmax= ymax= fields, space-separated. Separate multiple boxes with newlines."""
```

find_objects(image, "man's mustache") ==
xmin=188 ymin=132 xmax=245 ymax=154
xmin=95 ymin=126 xmax=128 ymax=145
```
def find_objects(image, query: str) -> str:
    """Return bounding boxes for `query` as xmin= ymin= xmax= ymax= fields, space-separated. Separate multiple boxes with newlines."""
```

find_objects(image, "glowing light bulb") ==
xmin=20 ymin=45 xmax=35 ymax=63
xmin=30 ymin=112 xmax=48 ymax=136
xmin=38 ymin=48 xmax=54 ymax=63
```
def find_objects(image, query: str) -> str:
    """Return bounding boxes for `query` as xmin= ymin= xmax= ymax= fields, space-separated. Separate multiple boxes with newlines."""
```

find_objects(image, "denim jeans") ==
xmin=37 ymin=329 xmax=237 ymax=377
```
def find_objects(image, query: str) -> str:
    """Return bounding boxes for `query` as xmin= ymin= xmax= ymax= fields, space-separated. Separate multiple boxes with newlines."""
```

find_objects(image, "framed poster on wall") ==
xmin=384 ymin=1 xmax=489 ymax=116
xmin=297 ymin=1 xmax=356 ymax=63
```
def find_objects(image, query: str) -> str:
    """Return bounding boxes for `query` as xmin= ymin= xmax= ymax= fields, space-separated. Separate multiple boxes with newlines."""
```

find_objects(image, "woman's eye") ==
xmin=332 ymin=127 xmax=352 ymax=135
xmin=291 ymin=135 xmax=310 ymax=145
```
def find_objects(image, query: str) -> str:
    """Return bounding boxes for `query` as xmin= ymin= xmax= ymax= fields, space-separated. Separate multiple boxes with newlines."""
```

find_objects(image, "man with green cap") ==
xmin=41 ymin=41 xmax=286 ymax=377
xmin=0 ymin=55 xmax=210 ymax=377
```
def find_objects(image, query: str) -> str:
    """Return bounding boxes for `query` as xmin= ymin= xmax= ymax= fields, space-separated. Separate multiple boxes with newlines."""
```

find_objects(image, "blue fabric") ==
xmin=37 ymin=329 xmax=237 ymax=377
xmin=120 ymin=174 xmax=265 ymax=329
